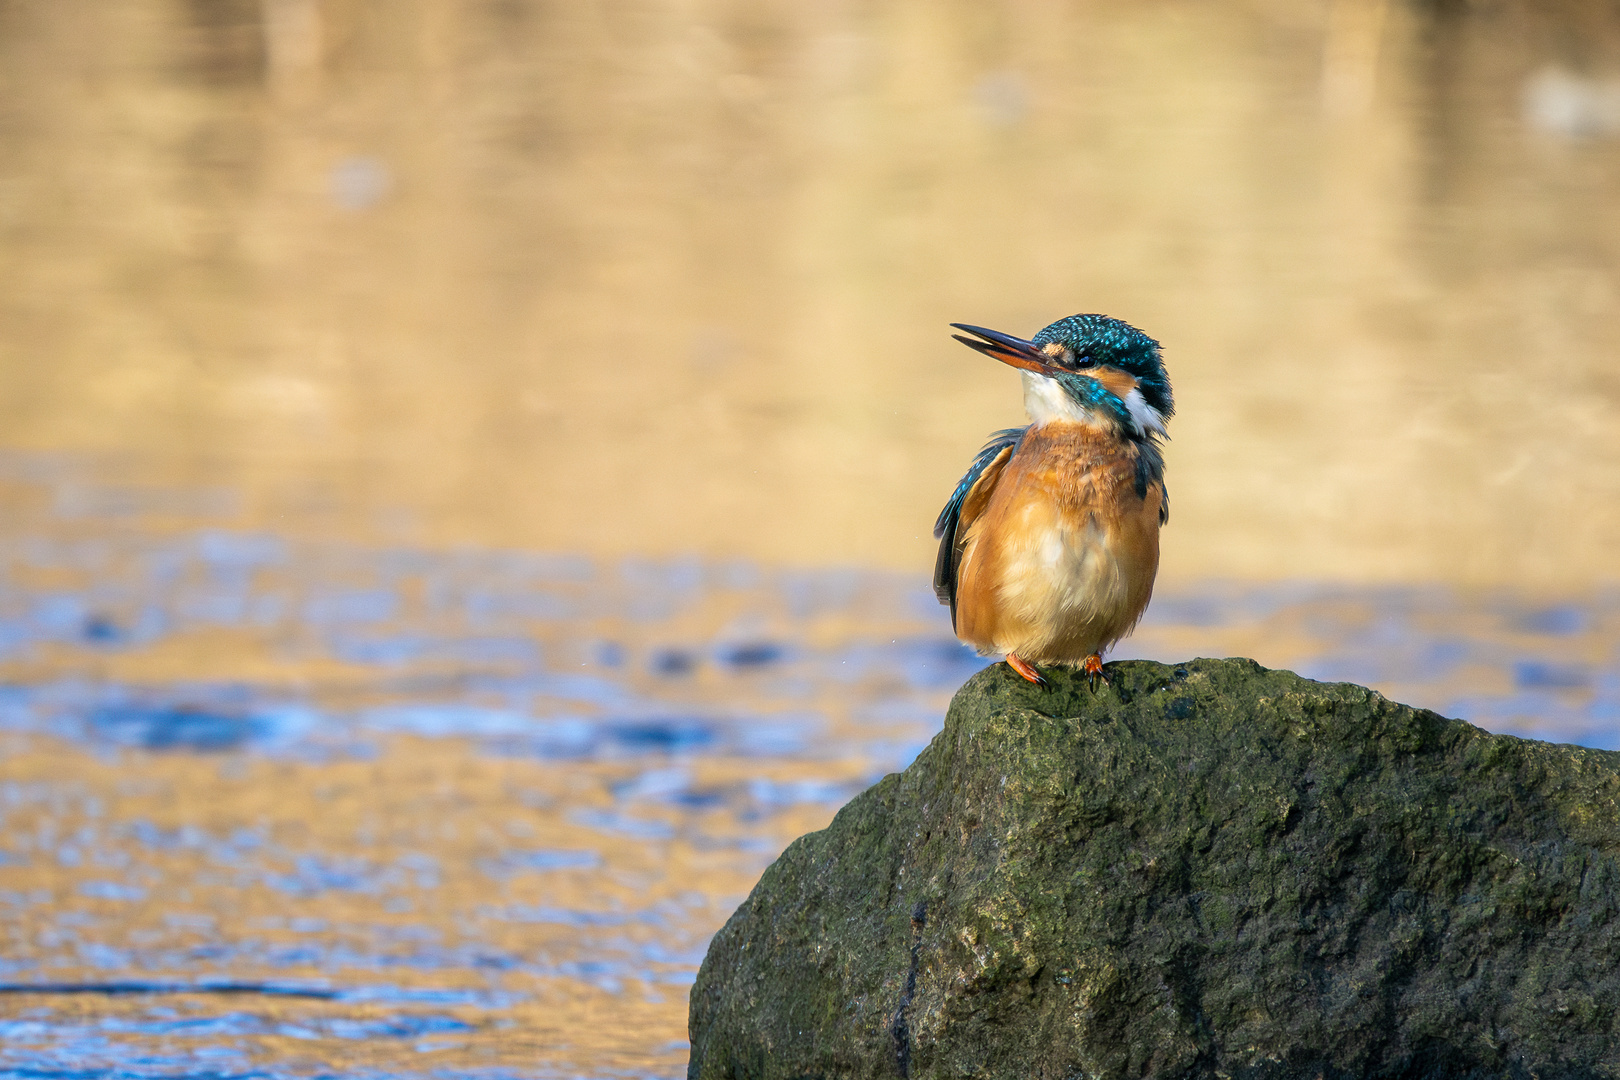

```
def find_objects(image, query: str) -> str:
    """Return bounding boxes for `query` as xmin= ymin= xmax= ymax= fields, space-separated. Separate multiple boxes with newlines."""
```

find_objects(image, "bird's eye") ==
xmin=1073 ymin=352 xmax=1097 ymax=369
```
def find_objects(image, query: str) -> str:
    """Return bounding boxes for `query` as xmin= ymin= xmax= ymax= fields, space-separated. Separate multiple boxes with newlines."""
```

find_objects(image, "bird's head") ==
xmin=951 ymin=313 xmax=1173 ymax=439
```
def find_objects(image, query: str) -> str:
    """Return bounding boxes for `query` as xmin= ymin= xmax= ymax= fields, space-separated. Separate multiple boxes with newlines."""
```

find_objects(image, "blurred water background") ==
xmin=2 ymin=0 xmax=1620 ymax=1075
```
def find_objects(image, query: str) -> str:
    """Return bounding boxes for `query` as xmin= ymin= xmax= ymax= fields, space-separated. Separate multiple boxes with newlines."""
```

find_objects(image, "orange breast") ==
xmin=953 ymin=423 xmax=1161 ymax=663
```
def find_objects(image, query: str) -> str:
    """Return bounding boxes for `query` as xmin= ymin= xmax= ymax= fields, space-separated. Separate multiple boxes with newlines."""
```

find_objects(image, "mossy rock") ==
xmin=688 ymin=658 xmax=1620 ymax=1079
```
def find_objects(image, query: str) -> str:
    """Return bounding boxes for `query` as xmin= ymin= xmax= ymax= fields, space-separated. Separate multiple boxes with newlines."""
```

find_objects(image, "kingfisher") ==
xmin=933 ymin=314 xmax=1173 ymax=689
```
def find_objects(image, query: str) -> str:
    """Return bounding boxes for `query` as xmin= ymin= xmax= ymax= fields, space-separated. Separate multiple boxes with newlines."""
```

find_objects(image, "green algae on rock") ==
xmin=688 ymin=658 xmax=1620 ymax=1079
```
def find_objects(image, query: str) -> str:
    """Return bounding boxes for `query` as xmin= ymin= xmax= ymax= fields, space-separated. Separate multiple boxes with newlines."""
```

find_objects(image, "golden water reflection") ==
xmin=0 ymin=734 xmax=763 ymax=1076
xmin=1 ymin=0 xmax=1618 ymax=584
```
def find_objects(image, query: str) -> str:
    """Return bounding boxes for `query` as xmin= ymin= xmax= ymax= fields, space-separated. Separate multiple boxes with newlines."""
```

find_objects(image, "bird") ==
xmin=933 ymin=313 xmax=1172 ymax=690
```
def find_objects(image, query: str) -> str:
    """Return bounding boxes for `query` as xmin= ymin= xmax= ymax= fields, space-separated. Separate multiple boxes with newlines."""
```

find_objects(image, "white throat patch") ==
xmin=1020 ymin=372 xmax=1167 ymax=438
xmin=1020 ymin=372 xmax=1091 ymax=426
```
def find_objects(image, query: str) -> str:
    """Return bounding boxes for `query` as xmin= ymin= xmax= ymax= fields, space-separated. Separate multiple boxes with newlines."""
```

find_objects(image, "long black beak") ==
xmin=949 ymin=323 xmax=1056 ymax=375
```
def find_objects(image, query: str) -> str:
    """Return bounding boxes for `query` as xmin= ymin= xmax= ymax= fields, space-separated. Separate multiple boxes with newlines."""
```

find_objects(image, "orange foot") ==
xmin=1006 ymin=654 xmax=1047 ymax=686
xmin=1083 ymin=653 xmax=1107 ymax=693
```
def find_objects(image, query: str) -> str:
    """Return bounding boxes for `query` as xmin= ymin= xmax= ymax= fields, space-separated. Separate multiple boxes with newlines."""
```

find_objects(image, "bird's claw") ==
xmin=1083 ymin=654 xmax=1107 ymax=693
xmin=1006 ymin=654 xmax=1047 ymax=686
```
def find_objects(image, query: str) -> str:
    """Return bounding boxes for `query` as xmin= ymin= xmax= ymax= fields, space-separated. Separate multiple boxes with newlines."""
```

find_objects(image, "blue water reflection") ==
xmin=1 ymin=525 xmax=1619 ymax=1076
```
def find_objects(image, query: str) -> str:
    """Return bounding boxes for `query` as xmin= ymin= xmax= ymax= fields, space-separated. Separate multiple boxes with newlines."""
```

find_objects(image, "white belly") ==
xmin=1003 ymin=516 xmax=1118 ymax=620
xmin=980 ymin=507 xmax=1144 ymax=661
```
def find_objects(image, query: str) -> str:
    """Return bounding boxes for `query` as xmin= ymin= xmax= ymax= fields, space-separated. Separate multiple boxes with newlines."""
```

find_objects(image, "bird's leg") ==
xmin=1006 ymin=654 xmax=1047 ymax=686
xmin=1083 ymin=653 xmax=1107 ymax=693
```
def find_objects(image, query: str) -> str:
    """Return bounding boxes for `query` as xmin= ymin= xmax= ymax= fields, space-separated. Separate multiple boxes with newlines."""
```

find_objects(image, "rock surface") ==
xmin=688 ymin=658 xmax=1620 ymax=1079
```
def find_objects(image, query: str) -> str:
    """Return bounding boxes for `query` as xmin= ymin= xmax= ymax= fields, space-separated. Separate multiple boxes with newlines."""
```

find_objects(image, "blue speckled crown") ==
xmin=1032 ymin=314 xmax=1173 ymax=420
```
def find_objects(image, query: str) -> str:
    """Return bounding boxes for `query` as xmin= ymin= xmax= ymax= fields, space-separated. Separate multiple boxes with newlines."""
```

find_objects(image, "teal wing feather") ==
xmin=933 ymin=427 xmax=1026 ymax=627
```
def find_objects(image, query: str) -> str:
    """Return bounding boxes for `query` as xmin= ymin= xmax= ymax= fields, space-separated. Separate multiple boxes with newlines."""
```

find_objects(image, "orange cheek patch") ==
xmin=1090 ymin=367 xmax=1139 ymax=400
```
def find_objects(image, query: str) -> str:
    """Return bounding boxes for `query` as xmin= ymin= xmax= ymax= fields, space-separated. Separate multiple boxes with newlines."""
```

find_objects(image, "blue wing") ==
xmin=933 ymin=427 xmax=1027 ymax=626
xmin=1133 ymin=439 xmax=1170 ymax=525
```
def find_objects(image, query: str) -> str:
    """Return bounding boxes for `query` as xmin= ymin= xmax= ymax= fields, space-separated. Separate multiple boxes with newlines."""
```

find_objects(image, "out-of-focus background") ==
xmin=1 ymin=0 xmax=1618 ymax=1075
